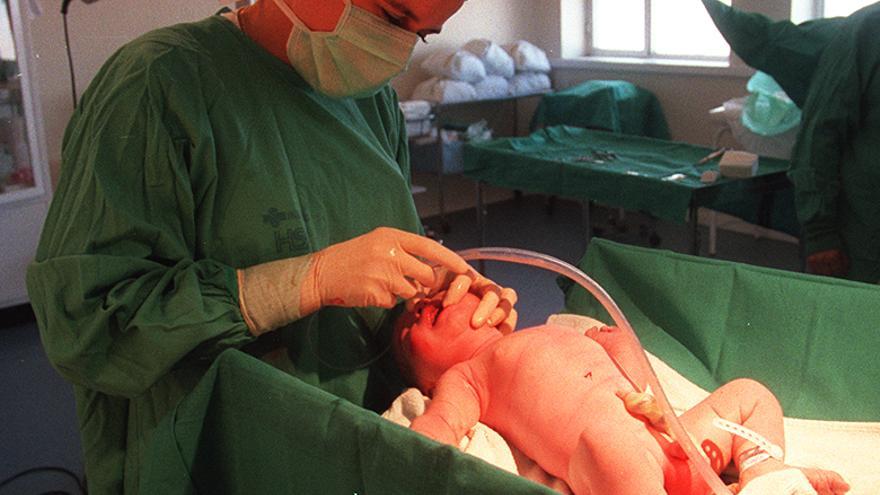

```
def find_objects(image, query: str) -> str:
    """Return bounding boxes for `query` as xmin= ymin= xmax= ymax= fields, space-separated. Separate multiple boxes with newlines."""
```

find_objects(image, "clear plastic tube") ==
xmin=457 ymin=247 xmax=732 ymax=495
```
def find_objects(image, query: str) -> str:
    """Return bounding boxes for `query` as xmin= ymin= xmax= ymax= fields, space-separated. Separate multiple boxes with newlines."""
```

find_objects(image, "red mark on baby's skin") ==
xmin=584 ymin=371 xmax=593 ymax=379
xmin=328 ymin=298 xmax=346 ymax=306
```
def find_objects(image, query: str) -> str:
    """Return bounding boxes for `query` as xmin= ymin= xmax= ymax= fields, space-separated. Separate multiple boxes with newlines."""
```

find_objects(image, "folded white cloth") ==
xmin=738 ymin=469 xmax=817 ymax=495
xmin=508 ymin=72 xmax=551 ymax=96
xmin=411 ymin=77 xmax=477 ymax=104
xmin=504 ymin=40 xmax=551 ymax=73
xmin=463 ymin=38 xmax=516 ymax=78
xmin=474 ymin=75 xmax=510 ymax=100
xmin=421 ymin=49 xmax=487 ymax=83
xmin=382 ymin=388 xmax=519 ymax=476
xmin=399 ymin=100 xmax=432 ymax=121
xmin=719 ymin=150 xmax=759 ymax=178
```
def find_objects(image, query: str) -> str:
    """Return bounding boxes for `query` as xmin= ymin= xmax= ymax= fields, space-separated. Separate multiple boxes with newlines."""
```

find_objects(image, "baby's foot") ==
xmin=799 ymin=467 xmax=850 ymax=495
xmin=739 ymin=461 xmax=849 ymax=495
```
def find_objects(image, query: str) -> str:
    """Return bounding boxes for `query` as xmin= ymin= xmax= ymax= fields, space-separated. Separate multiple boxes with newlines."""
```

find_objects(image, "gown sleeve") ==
xmin=27 ymin=49 xmax=254 ymax=399
xmin=787 ymin=28 xmax=862 ymax=256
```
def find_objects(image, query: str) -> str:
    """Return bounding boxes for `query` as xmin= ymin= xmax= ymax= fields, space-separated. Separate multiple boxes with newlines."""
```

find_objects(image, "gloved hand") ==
xmin=408 ymin=267 xmax=518 ymax=334
xmin=237 ymin=227 xmax=472 ymax=336
xmin=301 ymin=227 xmax=472 ymax=312
xmin=806 ymin=249 xmax=849 ymax=277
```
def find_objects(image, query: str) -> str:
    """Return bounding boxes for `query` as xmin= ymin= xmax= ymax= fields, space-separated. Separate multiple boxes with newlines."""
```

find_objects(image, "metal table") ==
xmin=466 ymin=126 xmax=797 ymax=256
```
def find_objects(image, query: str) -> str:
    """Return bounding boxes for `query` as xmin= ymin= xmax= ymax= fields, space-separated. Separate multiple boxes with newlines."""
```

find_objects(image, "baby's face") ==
xmin=394 ymin=293 xmax=500 ymax=391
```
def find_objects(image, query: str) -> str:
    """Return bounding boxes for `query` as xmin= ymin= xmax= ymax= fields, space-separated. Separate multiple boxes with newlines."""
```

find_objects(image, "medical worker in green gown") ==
xmin=703 ymin=0 xmax=880 ymax=283
xmin=26 ymin=0 xmax=518 ymax=493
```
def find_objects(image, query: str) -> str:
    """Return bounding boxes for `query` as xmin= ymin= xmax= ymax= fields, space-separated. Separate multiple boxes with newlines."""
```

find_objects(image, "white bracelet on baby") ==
xmin=713 ymin=417 xmax=784 ymax=459
xmin=739 ymin=451 xmax=772 ymax=472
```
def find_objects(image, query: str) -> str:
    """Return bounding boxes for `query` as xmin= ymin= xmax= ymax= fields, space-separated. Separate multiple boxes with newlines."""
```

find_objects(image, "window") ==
xmin=791 ymin=0 xmax=876 ymax=23
xmin=578 ymin=0 xmax=731 ymax=61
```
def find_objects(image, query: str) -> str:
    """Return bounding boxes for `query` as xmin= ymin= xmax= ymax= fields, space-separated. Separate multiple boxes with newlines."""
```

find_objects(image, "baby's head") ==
xmin=393 ymin=292 xmax=502 ymax=393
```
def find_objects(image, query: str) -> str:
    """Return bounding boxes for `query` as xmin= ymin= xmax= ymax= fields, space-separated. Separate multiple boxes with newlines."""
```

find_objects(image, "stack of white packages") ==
xmin=411 ymin=76 xmax=477 ymax=105
xmin=410 ymin=39 xmax=552 ymax=104
xmin=399 ymin=100 xmax=434 ymax=137
xmin=504 ymin=40 xmax=552 ymax=97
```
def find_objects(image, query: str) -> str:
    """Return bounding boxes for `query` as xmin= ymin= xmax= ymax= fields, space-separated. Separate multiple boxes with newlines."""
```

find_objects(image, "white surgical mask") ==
xmin=271 ymin=0 xmax=418 ymax=98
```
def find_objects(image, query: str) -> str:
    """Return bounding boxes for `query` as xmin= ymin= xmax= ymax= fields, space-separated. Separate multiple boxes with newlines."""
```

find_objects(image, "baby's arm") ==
xmin=410 ymin=363 xmax=485 ymax=446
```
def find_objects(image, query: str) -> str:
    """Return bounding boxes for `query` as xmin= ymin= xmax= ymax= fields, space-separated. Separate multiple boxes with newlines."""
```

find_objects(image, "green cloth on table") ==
xmin=531 ymin=80 xmax=670 ymax=139
xmin=140 ymin=349 xmax=554 ymax=494
xmin=563 ymin=239 xmax=880 ymax=422
xmin=26 ymin=15 xmax=420 ymax=495
xmin=787 ymin=5 xmax=880 ymax=283
xmin=464 ymin=126 xmax=795 ymax=234
xmin=701 ymin=0 xmax=844 ymax=107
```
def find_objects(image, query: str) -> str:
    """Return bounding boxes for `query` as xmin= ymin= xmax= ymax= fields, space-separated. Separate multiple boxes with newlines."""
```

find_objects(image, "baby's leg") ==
xmin=679 ymin=379 xmax=849 ymax=494
xmin=677 ymin=378 xmax=784 ymax=476
xmin=568 ymin=401 xmax=666 ymax=495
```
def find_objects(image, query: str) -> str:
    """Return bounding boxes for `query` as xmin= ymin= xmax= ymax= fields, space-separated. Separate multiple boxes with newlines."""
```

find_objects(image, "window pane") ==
xmin=824 ymin=0 xmax=875 ymax=17
xmin=593 ymin=0 xmax=645 ymax=52
xmin=790 ymin=0 xmax=814 ymax=24
xmin=651 ymin=0 xmax=730 ymax=58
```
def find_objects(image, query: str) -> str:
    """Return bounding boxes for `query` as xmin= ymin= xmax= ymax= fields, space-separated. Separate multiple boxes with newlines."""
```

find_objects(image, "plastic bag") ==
xmin=741 ymin=71 xmax=802 ymax=137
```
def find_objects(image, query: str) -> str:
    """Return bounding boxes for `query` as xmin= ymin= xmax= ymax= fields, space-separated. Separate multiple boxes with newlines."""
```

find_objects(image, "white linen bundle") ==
xmin=463 ymin=38 xmax=516 ymax=78
xmin=508 ymin=72 xmax=552 ymax=96
xmin=411 ymin=76 xmax=477 ymax=104
xmin=474 ymin=75 xmax=511 ymax=100
xmin=420 ymin=50 xmax=487 ymax=84
xmin=504 ymin=40 xmax=552 ymax=73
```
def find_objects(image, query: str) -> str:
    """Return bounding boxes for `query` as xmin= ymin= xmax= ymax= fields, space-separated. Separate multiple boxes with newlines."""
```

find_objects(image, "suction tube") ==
xmin=457 ymin=247 xmax=733 ymax=495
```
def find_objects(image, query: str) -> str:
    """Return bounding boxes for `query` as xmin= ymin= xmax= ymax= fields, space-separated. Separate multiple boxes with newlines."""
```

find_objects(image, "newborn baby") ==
xmin=393 ymin=293 xmax=849 ymax=495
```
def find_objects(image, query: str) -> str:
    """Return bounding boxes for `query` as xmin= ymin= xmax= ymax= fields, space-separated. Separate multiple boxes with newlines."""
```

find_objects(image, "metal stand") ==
xmin=689 ymin=202 xmax=701 ymax=255
xmin=476 ymin=181 xmax=487 ymax=273
xmin=582 ymin=200 xmax=593 ymax=253
xmin=436 ymin=161 xmax=449 ymax=233
xmin=708 ymin=210 xmax=717 ymax=256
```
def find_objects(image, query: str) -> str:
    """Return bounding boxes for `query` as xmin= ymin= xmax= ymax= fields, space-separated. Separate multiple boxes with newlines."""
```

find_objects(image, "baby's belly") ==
xmin=480 ymin=337 xmax=638 ymax=479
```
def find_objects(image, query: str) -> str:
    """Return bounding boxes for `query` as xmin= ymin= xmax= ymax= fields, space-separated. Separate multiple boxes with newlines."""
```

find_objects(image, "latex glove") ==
xmin=806 ymin=249 xmax=849 ymax=277
xmin=301 ymin=227 xmax=472 ymax=313
xmin=238 ymin=227 xmax=471 ymax=336
xmin=410 ymin=267 xmax=518 ymax=334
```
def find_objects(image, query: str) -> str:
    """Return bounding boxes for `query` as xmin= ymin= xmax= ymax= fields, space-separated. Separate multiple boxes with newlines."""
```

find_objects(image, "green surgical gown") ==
xmin=788 ymin=5 xmax=880 ymax=283
xmin=26 ymin=15 xmax=420 ymax=494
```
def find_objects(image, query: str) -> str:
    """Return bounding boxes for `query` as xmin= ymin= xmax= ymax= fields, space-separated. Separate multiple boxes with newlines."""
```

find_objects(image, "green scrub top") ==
xmin=26 ymin=14 xmax=421 ymax=494
xmin=787 ymin=5 xmax=880 ymax=283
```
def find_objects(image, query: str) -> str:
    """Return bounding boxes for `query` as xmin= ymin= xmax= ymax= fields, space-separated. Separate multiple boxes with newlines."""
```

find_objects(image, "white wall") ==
xmin=28 ymin=0 xmax=226 ymax=185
